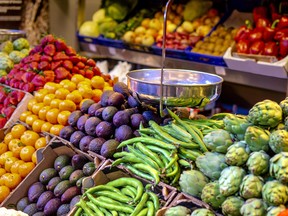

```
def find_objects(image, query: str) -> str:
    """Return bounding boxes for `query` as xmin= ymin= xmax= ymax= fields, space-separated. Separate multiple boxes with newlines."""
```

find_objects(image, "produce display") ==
xmin=0 ymin=86 xmax=26 ymax=128
xmin=0 ymin=34 xmax=109 ymax=93
xmin=0 ymin=124 xmax=48 ymax=203
xmin=74 ymin=177 xmax=160 ymax=216
xmin=14 ymin=154 xmax=94 ymax=215
xmin=59 ymin=82 xmax=163 ymax=158
xmin=0 ymin=38 xmax=31 ymax=77
xmin=164 ymin=206 xmax=215 ymax=216
xmin=234 ymin=4 xmax=288 ymax=59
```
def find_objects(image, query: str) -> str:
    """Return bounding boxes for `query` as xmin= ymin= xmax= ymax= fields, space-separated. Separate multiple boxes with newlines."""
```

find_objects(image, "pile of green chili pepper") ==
xmin=75 ymin=177 xmax=160 ymax=216
xmin=112 ymin=108 xmax=224 ymax=185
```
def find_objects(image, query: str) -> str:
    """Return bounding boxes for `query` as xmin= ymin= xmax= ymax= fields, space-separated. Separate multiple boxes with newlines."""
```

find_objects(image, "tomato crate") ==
xmin=156 ymin=192 xmax=223 ymax=216
xmin=0 ymin=139 xmax=94 ymax=214
xmin=68 ymin=161 xmax=178 ymax=215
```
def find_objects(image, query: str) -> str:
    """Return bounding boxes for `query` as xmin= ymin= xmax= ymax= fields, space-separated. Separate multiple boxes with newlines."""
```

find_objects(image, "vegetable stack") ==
xmin=75 ymin=177 xmax=160 ymax=216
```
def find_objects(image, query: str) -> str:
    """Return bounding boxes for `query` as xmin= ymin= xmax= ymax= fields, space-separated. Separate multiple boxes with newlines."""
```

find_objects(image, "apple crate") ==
xmin=0 ymin=139 xmax=94 ymax=213
xmin=68 ymin=161 xmax=178 ymax=215
xmin=156 ymin=192 xmax=223 ymax=216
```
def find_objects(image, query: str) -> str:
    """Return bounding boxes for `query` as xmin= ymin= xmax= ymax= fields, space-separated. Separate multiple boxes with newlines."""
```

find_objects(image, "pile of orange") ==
xmin=0 ymin=124 xmax=47 ymax=202
xmin=20 ymin=74 xmax=112 ymax=136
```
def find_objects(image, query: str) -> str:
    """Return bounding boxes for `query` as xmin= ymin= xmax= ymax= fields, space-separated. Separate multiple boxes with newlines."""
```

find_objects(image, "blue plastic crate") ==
xmin=152 ymin=45 xmax=189 ymax=60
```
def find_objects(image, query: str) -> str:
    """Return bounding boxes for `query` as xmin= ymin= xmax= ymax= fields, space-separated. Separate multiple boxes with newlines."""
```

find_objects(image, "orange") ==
xmin=32 ymin=119 xmax=45 ymax=133
xmin=0 ymin=151 xmax=13 ymax=166
xmin=8 ymin=138 xmax=21 ymax=151
xmin=19 ymin=111 xmax=32 ymax=122
xmin=57 ymin=110 xmax=71 ymax=126
xmin=34 ymin=89 xmax=49 ymax=102
xmin=91 ymin=76 xmax=105 ymax=89
xmin=66 ymin=90 xmax=83 ymax=104
xmin=71 ymin=74 xmax=85 ymax=85
xmin=20 ymin=146 xmax=35 ymax=162
xmin=31 ymin=102 xmax=45 ymax=115
xmin=11 ymin=124 xmax=26 ymax=139
xmin=59 ymin=100 xmax=76 ymax=112
xmin=38 ymin=106 xmax=51 ymax=121
xmin=32 ymin=151 xmax=37 ymax=164
xmin=43 ymin=94 xmax=56 ymax=106
xmin=11 ymin=141 xmax=25 ymax=158
xmin=0 ymin=143 xmax=8 ymax=155
xmin=77 ymin=80 xmax=91 ymax=88
xmin=103 ymin=85 xmax=113 ymax=91
xmin=49 ymin=125 xmax=64 ymax=136
xmin=44 ymin=82 xmax=61 ymax=94
xmin=0 ymin=173 xmax=10 ymax=186
xmin=34 ymin=137 xmax=46 ymax=149
xmin=92 ymin=89 xmax=103 ymax=102
xmin=18 ymin=162 xmax=35 ymax=178
xmin=27 ymin=98 xmax=38 ymax=111
xmin=25 ymin=115 xmax=39 ymax=126
xmin=0 ymin=185 xmax=10 ymax=202
xmin=46 ymin=108 xmax=60 ymax=124
xmin=10 ymin=160 xmax=25 ymax=174
xmin=4 ymin=156 xmax=18 ymax=172
xmin=20 ymin=131 xmax=40 ymax=146
xmin=50 ymin=99 xmax=62 ymax=109
xmin=4 ymin=133 xmax=14 ymax=145
xmin=41 ymin=122 xmax=53 ymax=133
xmin=60 ymin=80 xmax=77 ymax=92
xmin=0 ymin=168 xmax=6 ymax=176
xmin=4 ymin=173 xmax=22 ymax=189
xmin=55 ymin=88 xmax=70 ymax=100
xmin=78 ymin=86 xmax=93 ymax=99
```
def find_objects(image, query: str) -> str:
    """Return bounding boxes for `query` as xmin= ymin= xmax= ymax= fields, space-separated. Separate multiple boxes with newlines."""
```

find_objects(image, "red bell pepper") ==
xmin=270 ymin=2 xmax=281 ymax=21
xmin=255 ymin=18 xmax=271 ymax=29
xmin=274 ymin=28 xmax=288 ymax=41
xmin=279 ymin=36 xmax=288 ymax=57
xmin=234 ymin=20 xmax=252 ymax=42
xmin=236 ymin=39 xmax=250 ymax=54
xmin=248 ymin=28 xmax=263 ymax=43
xmin=253 ymin=6 xmax=268 ymax=23
xmin=263 ymin=41 xmax=279 ymax=56
xmin=263 ymin=20 xmax=279 ymax=42
xmin=278 ymin=209 xmax=288 ymax=216
xmin=277 ymin=16 xmax=288 ymax=29
xmin=249 ymin=41 xmax=265 ymax=54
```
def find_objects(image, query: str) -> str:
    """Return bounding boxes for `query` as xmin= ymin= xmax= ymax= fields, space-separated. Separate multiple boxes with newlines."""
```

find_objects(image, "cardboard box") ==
xmin=156 ymin=192 xmax=222 ymax=216
xmin=1 ymin=139 xmax=93 ymax=209
xmin=69 ymin=162 xmax=178 ymax=215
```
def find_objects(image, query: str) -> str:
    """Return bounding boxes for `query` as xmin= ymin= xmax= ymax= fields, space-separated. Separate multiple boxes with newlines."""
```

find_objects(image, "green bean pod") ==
xmin=121 ymin=187 xmax=135 ymax=199
xmin=146 ymin=200 xmax=155 ymax=216
xmin=74 ymin=207 xmax=83 ymax=216
xmin=164 ymin=153 xmax=178 ymax=171
xmin=126 ymin=164 xmax=155 ymax=182
xmin=138 ymin=128 xmax=155 ymax=135
xmin=165 ymin=161 xmax=180 ymax=178
xmin=162 ymin=126 xmax=192 ymax=143
xmin=178 ymin=159 xmax=192 ymax=168
xmin=179 ymin=147 xmax=203 ymax=161
xmin=135 ymin=142 xmax=165 ymax=168
xmin=84 ymin=185 xmax=122 ymax=196
xmin=86 ymin=201 xmax=105 ymax=216
xmin=78 ymin=199 xmax=95 ymax=216
xmin=147 ymin=192 xmax=160 ymax=211
xmin=170 ymin=122 xmax=192 ymax=140
xmin=112 ymin=155 xmax=143 ymax=167
xmin=138 ymin=208 xmax=148 ymax=216
xmin=95 ymin=196 xmax=122 ymax=206
xmin=111 ymin=210 xmax=118 ymax=216
xmin=133 ymin=163 xmax=160 ymax=184
xmin=87 ymin=193 xmax=133 ymax=213
xmin=171 ymin=168 xmax=181 ymax=185
xmin=106 ymin=177 xmax=144 ymax=202
xmin=94 ymin=190 xmax=132 ymax=203
xmin=118 ymin=137 xmax=176 ymax=150
xmin=99 ymin=207 xmax=112 ymax=216
xmin=130 ymin=192 xmax=149 ymax=216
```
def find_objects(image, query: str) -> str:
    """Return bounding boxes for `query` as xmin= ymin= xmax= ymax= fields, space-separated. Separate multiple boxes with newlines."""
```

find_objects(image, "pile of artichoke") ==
xmin=178 ymin=99 xmax=288 ymax=216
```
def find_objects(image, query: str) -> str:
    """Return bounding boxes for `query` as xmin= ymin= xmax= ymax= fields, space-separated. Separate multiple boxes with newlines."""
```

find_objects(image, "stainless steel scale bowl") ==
xmin=127 ymin=69 xmax=223 ymax=108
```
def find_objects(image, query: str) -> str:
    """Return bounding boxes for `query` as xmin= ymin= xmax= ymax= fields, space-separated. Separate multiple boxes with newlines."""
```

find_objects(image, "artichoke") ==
xmin=195 ymin=152 xmax=228 ymax=180
xmin=219 ymin=166 xmax=246 ymax=196
xmin=247 ymin=99 xmax=282 ymax=128
xmin=270 ymin=152 xmax=288 ymax=184
xmin=262 ymin=180 xmax=288 ymax=206
xmin=240 ymin=198 xmax=267 ymax=216
xmin=179 ymin=170 xmax=209 ymax=198
xmin=239 ymin=174 xmax=264 ymax=199
xmin=280 ymin=98 xmax=288 ymax=119
xmin=0 ymin=40 xmax=13 ymax=54
xmin=191 ymin=209 xmax=215 ymax=216
xmin=246 ymin=150 xmax=270 ymax=176
xmin=221 ymin=196 xmax=244 ymax=216
xmin=225 ymin=141 xmax=250 ymax=166
xmin=267 ymin=205 xmax=286 ymax=216
xmin=201 ymin=181 xmax=226 ymax=209
xmin=269 ymin=129 xmax=288 ymax=153
xmin=164 ymin=206 xmax=191 ymax=216
xmin=203 ymin=129 xmax=233 ymax=153
xmin=12 ymin=38 xmax=30 ymax=51
xmin=244 ymin=126 xmax=270 ymax=152
xmin=9 ymin=50 xmax=26 ymax=64
xmin=223 ymin=113 xmax=252 ymax=141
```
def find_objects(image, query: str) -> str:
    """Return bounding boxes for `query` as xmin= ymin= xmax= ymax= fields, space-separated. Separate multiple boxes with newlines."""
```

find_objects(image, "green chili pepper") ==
xmin=130 ymin=192 xmax=149 ymax=216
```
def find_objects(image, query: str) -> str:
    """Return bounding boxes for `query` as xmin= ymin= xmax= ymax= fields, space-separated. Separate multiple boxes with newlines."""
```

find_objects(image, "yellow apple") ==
xmin=176 ymin=26 xmax=185 ymax=33
xmin=167 ymin=23 xmax=177 ymax=33
xmin=122 ymin=31 xmax=136 ymax=43
xmin=149 ymin=18 xmax=162 ymax=30
xmin=154 ymin=11 xmax=163 ymax=19
xmin=146 ymin=28 xmax=158 ymax=38
xmin=141 ymin=35 xmax=155 ymax=46
xmin=134 ymin=26 xmax=146 ymax=35
xmin=134 ymin=35 xmax=143 ymax=44
xmin=141 ymin=18 xmax=150 ymax=28
xmin=182 ymin=21 xmax=194 ymax=33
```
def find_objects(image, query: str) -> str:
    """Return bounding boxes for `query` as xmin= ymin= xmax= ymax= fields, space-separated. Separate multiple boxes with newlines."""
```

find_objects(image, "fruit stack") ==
xmin=0 ymin=35 xmax=111 ymax=93
xmin=0 ymin=124 xmax=48 ymax=203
